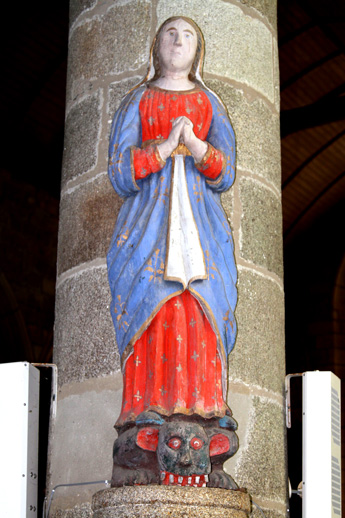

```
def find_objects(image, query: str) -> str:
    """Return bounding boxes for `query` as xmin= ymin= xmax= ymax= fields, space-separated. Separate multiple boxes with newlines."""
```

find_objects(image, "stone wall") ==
xmin=49 ymin=1 xmax=286 ymax=516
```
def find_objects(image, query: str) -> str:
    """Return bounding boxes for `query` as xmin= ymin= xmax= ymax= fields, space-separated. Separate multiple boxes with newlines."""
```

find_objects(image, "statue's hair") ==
xmin=148 ymin=16 xmax=205 ymax=85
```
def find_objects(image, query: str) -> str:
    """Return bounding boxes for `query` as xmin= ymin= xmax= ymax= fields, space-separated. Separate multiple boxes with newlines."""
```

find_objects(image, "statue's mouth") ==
xmin=160 ymin=471 xmax=209 ymax=487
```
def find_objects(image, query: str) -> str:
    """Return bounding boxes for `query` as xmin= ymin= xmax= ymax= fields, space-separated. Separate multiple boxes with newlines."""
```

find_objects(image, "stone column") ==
xmin=48 ymin=1 xmax=286 ymax=517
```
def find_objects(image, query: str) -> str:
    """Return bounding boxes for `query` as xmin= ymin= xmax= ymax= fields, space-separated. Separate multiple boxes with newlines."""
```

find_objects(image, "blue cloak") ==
xmin=107 ymin=85 xmax=237 ymax=369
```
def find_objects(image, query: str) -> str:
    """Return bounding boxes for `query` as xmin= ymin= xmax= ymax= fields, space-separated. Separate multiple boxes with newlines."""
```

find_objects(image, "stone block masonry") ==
xmin=49 ymin=1 xmax=287 ymax=516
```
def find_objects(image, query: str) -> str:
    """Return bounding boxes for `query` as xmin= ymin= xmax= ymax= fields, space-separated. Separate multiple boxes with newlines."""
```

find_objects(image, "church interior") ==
xmin=0 ymin=0 xmax=344 ymax=515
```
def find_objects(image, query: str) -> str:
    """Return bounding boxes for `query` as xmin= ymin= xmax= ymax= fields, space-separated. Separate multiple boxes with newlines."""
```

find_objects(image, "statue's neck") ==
xmin=152 ymin=74 xmax=195 ymax=91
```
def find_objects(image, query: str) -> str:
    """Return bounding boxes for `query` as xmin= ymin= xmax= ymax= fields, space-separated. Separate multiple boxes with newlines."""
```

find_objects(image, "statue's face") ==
xmin=158 ymin=19 xmax=198 ymax=76
xmin=157 ymin=421 xmax=211 ymax=477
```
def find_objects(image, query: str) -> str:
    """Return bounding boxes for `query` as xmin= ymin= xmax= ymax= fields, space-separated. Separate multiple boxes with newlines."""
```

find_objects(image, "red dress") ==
xmin=116 ymin=87 xmax=229 ymax=427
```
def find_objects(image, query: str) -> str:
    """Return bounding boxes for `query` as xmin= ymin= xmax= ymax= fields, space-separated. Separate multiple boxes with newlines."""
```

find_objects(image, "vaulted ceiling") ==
xmin=279 ymin=0 xmax=345 ymax=243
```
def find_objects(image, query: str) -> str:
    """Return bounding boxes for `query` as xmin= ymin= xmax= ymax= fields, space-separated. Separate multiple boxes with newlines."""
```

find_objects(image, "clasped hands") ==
xmin=157 ymin=116 xmax=208 ymax=164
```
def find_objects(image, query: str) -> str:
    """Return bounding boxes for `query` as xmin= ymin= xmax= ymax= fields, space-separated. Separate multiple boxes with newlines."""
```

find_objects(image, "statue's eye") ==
xmin=168 ymin=437 xmax=181 ymax=450
xmin=190 ymin=437 xmax=204 ymax=450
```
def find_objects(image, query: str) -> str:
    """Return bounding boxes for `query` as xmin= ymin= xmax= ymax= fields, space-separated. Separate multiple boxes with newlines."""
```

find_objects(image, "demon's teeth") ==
xmin=195 ymin=476 xmax=200 ymax=484
xmin=169 ymin=474 xmax=174 ymax=484
xmin=188 ymin=477 xmax=192 ymax=484
xmin=202 ymin=483 xmax=206 ymax=487
xmin=178 ymin=476 xmax=183 ymax=483
xmin=204 ymin=474 xmax=209 ymax=482
xmin=160 ymin=472 xmax=166 ymax=481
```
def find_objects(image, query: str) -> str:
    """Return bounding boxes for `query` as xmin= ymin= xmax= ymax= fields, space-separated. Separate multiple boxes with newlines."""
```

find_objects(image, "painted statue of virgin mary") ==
xmin=107 ymin=17 xmax=237 ymax=437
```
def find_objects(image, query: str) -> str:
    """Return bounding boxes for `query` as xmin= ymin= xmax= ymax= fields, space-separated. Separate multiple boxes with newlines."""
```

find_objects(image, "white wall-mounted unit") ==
xmin=0 ymin=362 xmax=40 ymax=517
xmin=303 ymin=371 xmax=342 ymax=517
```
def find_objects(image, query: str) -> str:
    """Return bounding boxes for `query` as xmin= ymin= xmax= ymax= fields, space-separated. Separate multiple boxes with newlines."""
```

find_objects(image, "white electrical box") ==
xmin=303 ymin=371 xmax=342 ymax=517
xmin=0 ymin=362 xmax=40 ymax=517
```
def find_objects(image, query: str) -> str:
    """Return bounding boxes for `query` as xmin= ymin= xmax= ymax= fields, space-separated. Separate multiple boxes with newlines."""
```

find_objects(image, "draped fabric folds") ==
xmin=117 ymin=291 xmax=227 ymax=427
xmin=107 ymin=85 xmax=237 ymax=425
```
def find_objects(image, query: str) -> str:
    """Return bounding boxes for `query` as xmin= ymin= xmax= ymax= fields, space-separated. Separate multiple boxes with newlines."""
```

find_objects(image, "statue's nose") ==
xmin=179 ymin=450 xmax=192 ymax=466
xmin=174 ymin=32 xmax=182 ymax=46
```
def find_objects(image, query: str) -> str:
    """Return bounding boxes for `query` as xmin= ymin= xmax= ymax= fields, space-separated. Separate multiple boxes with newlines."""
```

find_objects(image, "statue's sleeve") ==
xmin=108 ymin=91 xmax=142 ymax=198
xmin=108 ymin=89 xmax=165 ymax=197
xmin=199 ymin=92 xmax=236 ymax=193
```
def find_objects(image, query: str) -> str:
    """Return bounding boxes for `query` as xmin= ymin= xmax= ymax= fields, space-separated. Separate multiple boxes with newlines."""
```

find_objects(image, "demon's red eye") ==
xmin=190 ymin=437 xmax=204 ymax=450
xmin=168 ymin=437 xmax=181 ymax=450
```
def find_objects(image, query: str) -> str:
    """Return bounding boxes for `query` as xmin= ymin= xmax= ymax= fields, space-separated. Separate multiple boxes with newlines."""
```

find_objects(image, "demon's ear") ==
xmin=136 ymin=427 xmax=159 ymax=451
xmin=209 ymin=433 xmax=230 ymax=456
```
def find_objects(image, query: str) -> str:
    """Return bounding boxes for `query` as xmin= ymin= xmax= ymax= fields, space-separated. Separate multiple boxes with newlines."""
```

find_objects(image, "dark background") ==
xmin=0 ymin=1 xmax=344 ymax=516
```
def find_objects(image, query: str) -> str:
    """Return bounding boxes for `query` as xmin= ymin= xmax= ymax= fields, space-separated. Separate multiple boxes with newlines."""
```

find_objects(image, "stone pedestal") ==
xmin=92 ymin=487 xmax=251 ymax=517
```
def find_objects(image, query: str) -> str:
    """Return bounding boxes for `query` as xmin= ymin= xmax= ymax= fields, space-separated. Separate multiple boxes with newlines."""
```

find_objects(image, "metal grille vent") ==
xmin=331 ymin=386 xmax=341 ymax=517
xmin=331 ymin=387 xmax=341 ymax=446
xmin=331 ymin=456 xmax=341 ymax=516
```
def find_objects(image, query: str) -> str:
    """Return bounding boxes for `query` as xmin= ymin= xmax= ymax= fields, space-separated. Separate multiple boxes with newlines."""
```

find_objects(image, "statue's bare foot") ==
xmin=208 ymin=469 xmax=238 ymax=490
xmin=111 ymin=465 xmax=159 ymax=487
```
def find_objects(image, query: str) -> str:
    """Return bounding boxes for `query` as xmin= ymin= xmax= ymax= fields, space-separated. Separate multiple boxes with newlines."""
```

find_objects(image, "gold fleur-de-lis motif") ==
xmin=134 ymin=390 xmax=142 ymax=401
xmin=205 ymin=250 xmax=218 ymax=280
xmin=153 ymin=187 xmax=169 ymax=205
xmin=197 ymin=96 xmax=203 ymax=105
xmin=159 ymin=385 xmax=167 ymax=396
xmin=145 ymin=249 xmax=164 ymax=283
xmin=217 ymin=105 xmax=227 ymax=124
xmin=117 ymin=227 xmax=129 ymax=247
xmin=153 ymin=177 xmax=169 ymax=205
xmin=158 ymin=103 xmax=165 ymax=111
xmin=223 ymin=310 xmax=234 ymax=331
xmin=114 ymin=295 xmax=129 ymax=331
xmin=191 ymin=351 xmax=199 ymax=362
xmin=193 ymin=175 xmax=202 ymax=202
xmin=148 ymin=116 xmax=155 ymax=126
xmin=176 ymin=364 xmax=183 ymax=373
xmin=192 ymin=387 xmax=200 ymax=398
xmin=109 ymin=143 xmax=118 ymax=161
xmin=110 ymin=149 xmax=124 ymax=175
xmin=225 ymin=153 xmax=234 ymax=178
